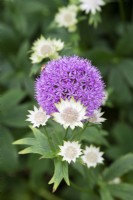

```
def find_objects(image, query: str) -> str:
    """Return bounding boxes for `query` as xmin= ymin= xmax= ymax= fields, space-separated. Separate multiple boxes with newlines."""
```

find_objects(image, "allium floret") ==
xmin=35 ymin=56 xmax=105 ymax=117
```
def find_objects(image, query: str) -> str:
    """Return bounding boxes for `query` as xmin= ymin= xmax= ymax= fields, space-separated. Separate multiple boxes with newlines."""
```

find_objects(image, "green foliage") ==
xmin=103 ymin=154 xmax=133 ymax=181
xmin=108 ymin=183 xmax=133 ymax=200
xmin=0 ymin=126 xmax=18 ymax=173
xmin=0 ymin=0 xmax=133 ymax=199
xmin=49 ymin=159 xmax=70 ymax=192
xmin=13 ymin=126 xmax=55 ymax=158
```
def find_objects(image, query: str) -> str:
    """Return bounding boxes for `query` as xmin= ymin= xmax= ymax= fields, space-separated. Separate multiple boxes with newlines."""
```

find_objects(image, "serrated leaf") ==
xmin=14 ymin=127 xmax=55 ymax=158
xmin=13 ymin=138 xmax=35 ymax=145
xmin=108 ymin=183 xmax=133 ymax=200
xmin=103 ymin=154 xmax=133 ymax=181
xmin=46 ymin=120 xmax=65 ymax=146
xmin=49 ymin=159 xmax=70 ymax=192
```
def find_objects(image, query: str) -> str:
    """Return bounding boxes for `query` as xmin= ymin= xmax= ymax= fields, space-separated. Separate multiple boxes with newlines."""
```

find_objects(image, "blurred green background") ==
xmin=0 ymin=0 xmax=133 ymax=199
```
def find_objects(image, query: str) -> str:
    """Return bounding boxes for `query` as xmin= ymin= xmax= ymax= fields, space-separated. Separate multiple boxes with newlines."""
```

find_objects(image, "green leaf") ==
xmin=0 ymin=102 xmax=30 ymax=127
xmin=14 ymin=127 xmax=55 ymax=158
xmin=106 ymin=123 xmax=133 ymax=160
xmin=89 ymin=12 xmax=101 ymax=27
xmin=116 ymin=27 xmax=133 ymax=56
xmin=13 ymin=138 xmax=35 ymax=145
xmin=0 ymin=126 xmax=18 ymax=173
xmin=120 ymin=59 xmax=133 ymax=87
xmin=108 ymin=183 xmax=133 ymax=200
xmin=81 ymin=127 xmax=109 ymax=146
xmin=0 ymin=89 xmax=26 ymax=111
xmin=100 ymin=184 xmax=114 ymax=200
xmin=46 ymin=120 xmax=65 ymax=146
xmin=103 ymin=154 xmax=133 ymax=181
xmin=49 ymin=159 xmax=70 ymax=192
xmin=108 ymin=67 xmax=132 ymax=103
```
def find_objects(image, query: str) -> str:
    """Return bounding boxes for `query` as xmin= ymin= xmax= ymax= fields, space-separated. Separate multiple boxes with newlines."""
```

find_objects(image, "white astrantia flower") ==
xmin=52 ymin=98 xmax=88 ymax=130
xmin=82 ymin=145 xmax=104 ymax=168
xmin=55 ymin=5 xmax=78 ymax=32
xmin=58 ymin=141 xmax=82 ymax=163
xmin=88 ymin=109 xmax=106 ymax=124
xmin=30 ymin=36 xmax=64 ymax=63
xmin=26 ymin=106 xmax=50 ymax=127
xmin=79 ymin=0 xmax=105 ymax=14
xmin=102 ymin=90 xmax=108 ymax=105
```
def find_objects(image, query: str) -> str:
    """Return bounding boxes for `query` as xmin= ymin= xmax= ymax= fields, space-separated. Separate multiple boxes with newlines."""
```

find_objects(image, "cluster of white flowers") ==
xmin=58 ymin=141 xmax=104 ymax=168
xmin=26 ymin=97 xmax=106 ymax=168
xmin=30 ymin=36 xmax=64 ymax=63
xmin=27 ymin=97 xmax=106 ymax=129
xmin=54 ymin=0 xmax=105 ymax=31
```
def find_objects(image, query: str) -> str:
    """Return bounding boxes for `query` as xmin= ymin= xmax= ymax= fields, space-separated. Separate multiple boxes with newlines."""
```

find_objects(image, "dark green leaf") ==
xmin=0 ymin=126 xmax=18 ymax=172
xmin=103 ymin=154 xmax=133 ymax=181
xmin=108 ymin=183 xmax=133 ymax=200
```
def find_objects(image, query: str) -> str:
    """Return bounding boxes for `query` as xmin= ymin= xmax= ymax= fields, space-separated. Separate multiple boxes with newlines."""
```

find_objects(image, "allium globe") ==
xmin=35 ymin=56 xmax=105 ymax=116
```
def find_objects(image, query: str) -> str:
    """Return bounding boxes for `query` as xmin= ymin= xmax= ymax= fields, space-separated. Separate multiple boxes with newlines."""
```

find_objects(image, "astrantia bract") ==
xmin=35 ymin=56 xmax=105 ymax=117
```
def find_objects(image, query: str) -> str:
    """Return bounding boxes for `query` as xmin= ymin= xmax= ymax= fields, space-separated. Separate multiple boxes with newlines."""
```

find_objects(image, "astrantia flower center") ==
xmin=61 ymin=107 xmax=79 ymax=123
xmin=64 ymin=146 xmax=78 ymax=159
xmin=86 ymin=152 xmax=98 ymax=163
xmin=34 ymin=111 xmax=46 ymax=124
xmin=40 ymin=44 xmax=52 ymax=55
xmin=64 ymin=13 xmax=73 ymax=24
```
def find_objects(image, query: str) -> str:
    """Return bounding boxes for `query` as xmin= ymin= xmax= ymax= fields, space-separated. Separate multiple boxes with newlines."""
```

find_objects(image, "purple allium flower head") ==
xmin=35 ymin=56 xmax=105 ymax=116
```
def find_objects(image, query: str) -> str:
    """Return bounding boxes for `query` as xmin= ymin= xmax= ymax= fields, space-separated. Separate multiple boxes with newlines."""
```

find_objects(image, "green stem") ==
xmin=70 ymin=122 xmax=89 ymax=141
xmin=118 ymin=0 xmax=127 ymax=30
xmin=64 ymin=128 xmax=69 ymax=140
